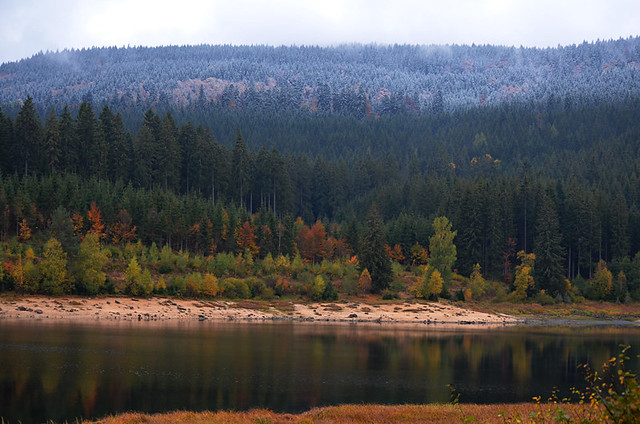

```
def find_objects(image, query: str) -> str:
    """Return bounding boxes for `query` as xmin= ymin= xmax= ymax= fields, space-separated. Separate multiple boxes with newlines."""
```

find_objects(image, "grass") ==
xmin=80 ymin=403 xmax=598 ymax=424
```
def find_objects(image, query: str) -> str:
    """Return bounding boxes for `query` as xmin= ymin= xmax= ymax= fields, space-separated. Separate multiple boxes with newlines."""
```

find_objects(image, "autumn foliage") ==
xmin=110 ymin=209 xmax=137 ymax=245
xmin=385 ymin=244 xmax=405 ymax=262
xmin=235 ymin=221 xmax=259 ymax=256
xmin=87 ymin=202 xmax=106 ymax=240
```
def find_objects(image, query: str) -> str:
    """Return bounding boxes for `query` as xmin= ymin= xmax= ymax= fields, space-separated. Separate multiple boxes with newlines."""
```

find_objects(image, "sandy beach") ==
xmin=0 ymin=295 xmax=520 ymax=326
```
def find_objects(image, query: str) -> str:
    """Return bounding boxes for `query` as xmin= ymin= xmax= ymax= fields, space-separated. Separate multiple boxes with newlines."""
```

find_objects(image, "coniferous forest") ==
xmin=1 ymin=40 xmax=640 ymax=302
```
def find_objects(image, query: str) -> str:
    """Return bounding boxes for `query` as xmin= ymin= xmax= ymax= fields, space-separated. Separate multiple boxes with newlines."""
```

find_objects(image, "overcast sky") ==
xmin=1 ymin=0 xmax=639 ymax=64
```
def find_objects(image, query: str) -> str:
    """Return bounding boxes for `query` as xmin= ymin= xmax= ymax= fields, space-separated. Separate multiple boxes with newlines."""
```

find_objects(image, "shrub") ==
xmin=154 ymin=278 xmax=167 ymax=295
xmin=168 ymin=275 xmax=185 ymax=296
xmin=323 ymin=279 xmax=338 ymax=300
xmin=175 ymin=252 xmax=188 ymax=272
xmin=212 ymin=252 xmax=235 ymax=277
xmin=532 ymin=290 xmax=556 ymax=305
xmin=311 ymin=275 xmax=326 ymax=300
xmin=221 ymin=278 xmax=251 ymax=299
xmin=158 ymin=245 xmax=174 ymax=274
xmin=184 ymin=272 xmax=203 ymax=297
xmin=201 ymin=273 xmax=219 ymax=297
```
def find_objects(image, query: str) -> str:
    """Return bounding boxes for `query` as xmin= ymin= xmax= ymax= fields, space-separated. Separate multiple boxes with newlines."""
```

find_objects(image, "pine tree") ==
xmin=359 ymin=204 xmax=392 ymax=293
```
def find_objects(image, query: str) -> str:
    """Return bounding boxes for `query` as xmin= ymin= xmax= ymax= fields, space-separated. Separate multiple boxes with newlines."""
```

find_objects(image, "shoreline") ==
xmin=2 ymin=295 xmax=639 ymax=328
xmin=0 ymin=295 xmax=521 ymax=327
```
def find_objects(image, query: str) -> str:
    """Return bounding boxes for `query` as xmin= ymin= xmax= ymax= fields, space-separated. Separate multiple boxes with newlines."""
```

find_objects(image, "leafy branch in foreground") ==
xmin=452 ymin=345 xmax=639 ymax=423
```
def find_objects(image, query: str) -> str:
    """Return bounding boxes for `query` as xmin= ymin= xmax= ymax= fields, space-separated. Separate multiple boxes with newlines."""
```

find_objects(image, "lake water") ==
xmin=1 ymin=320 xmax=639 ymax=423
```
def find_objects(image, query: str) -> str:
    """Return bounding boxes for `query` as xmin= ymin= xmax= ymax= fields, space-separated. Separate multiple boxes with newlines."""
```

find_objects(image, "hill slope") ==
xmin=1 ymin=39 xmax=639 ymax=117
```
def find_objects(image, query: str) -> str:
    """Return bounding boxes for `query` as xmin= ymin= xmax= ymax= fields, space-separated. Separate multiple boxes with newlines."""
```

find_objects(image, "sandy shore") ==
xmin=0 ymin=295 xmax=520 ymax=326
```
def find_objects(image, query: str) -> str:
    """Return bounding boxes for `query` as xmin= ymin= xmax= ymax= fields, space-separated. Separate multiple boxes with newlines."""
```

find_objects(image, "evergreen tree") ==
xmin=158 ymin=112 xmax=181 ymax=191
xmin=610 ymin=193 xmax=630 ymax=261
xmin=43 ymin=108 xmax=61 ymax=173
xmin=58 ymin=106 xmax=77 ymax=174
xmin=231 ymin=131 xmax=250 ymax=209
xmin=359 ymin=204 xmax=392 ymax=293
xmin=533 ymin=194 xmax=566 ymax=295
xmin=0 ymin=107 xmax=14 ymax=174
xmin=134 ymin=109 xmax=160 ymax=189
xmin=15 ymin=96 xmax=41 ymax=176
xmin=76 ymin=101 xmax=99 ymax=176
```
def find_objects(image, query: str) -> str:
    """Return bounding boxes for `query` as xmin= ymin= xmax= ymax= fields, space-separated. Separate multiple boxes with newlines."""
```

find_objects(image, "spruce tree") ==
xmin=15 ymin=95 xmax=41 ymax=176
xmin=359 ymin=204 xmax=392 ymax=293
xmin=533 ymin=194 xmax=566 ymax=295
xmin=43 ymin=108 xmax=61 ymax=173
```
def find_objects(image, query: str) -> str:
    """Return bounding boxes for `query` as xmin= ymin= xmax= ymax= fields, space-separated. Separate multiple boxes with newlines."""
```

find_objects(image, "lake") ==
xmin=1 ymin=320 xmax=639 ymax=423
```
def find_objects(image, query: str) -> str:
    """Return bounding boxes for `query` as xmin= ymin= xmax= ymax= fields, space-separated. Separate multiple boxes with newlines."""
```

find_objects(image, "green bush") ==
xmin=168 ymin=275 xmax=185 ymax=296
xmin=221 ymin=278 xmax=251 ymax=299
xmin=532 ymin=290 xmax=556 ymax=305
xmin=184 ymin=272 xmax=203 ymax=297
xmin=212 ymin=252 xmax=235 ymax=277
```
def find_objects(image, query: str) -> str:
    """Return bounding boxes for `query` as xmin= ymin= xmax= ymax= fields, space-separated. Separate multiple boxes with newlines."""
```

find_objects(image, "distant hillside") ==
xmin=1 ymin=38 xmax=640 ymax=118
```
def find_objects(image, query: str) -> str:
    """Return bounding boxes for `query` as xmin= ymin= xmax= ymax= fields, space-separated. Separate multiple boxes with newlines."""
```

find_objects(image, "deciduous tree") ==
xmin=39 ymin=238 xmax=68 ymax=294
xmin=428 ymin=216 xmax=457 ymax=285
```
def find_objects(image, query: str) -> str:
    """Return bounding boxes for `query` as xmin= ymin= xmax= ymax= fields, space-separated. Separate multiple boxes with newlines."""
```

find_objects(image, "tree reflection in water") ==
xmin=0 ymin=321 xmax=638 ymax=423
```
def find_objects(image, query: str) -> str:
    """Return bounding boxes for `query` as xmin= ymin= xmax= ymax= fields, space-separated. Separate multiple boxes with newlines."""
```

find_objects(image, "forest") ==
xmin=0 ymin=93 xmax=639 ymax=303
xmin=0 ymin=40 xmax=639 ymax=303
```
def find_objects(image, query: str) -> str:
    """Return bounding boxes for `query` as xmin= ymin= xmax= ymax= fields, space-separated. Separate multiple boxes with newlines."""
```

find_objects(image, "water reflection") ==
xmin=0 ymin=320 xmax=639 ymax=423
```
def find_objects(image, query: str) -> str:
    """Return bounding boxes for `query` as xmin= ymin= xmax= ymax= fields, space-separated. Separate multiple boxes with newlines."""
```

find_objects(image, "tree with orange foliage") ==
xmin=385 ymin=244 xmax=405 ymax=262
xmin=235 ymin=221 xmax=259 ymax=256
xmin=323 ymin=236 xmax=338 ymax=260
xmin=297 ymin=220 xmax=326 ymax=263
xmin=334 ymin=238 xmax=352 ymax=258
xmin=87 ymin=202 xmax=106 ymax=240
xmin=110 ymin=209 xmax=137 ymax=245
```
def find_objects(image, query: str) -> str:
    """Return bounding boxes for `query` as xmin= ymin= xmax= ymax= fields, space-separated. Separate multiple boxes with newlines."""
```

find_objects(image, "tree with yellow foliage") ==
xmin=510 ymin=251 xmax=535 ymax=302
xmin=17 ymin=218 xmax=31 ymax=242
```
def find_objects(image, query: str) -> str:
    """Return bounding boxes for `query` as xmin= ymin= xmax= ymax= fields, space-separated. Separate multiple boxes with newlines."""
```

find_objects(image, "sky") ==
xmin=1 ymin=0 xmax=639 ymax=64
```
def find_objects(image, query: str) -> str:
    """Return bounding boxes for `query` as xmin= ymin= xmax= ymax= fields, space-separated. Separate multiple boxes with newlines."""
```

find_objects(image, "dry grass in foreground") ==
xmin=87 ymin=403 xmax=597 ymax=424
